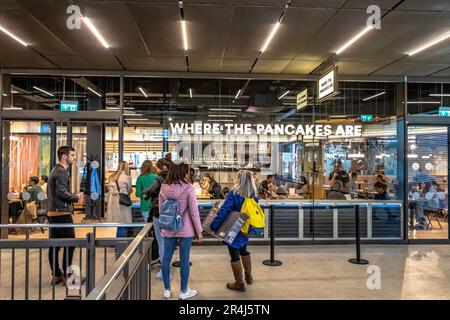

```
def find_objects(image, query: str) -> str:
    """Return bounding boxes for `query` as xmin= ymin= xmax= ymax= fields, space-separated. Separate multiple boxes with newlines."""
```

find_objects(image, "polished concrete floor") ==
xmin=150 ymin=244 xmax=450 ymax=300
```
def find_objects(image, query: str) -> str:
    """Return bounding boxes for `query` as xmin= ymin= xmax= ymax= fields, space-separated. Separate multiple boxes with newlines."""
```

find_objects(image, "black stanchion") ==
xmin=349 ymin=205 xmax=369 ymax=265
xmin=263 ymin=205 xmax=282 ymax=267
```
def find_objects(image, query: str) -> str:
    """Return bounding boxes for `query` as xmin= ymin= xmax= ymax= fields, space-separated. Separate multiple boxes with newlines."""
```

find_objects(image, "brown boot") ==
xmin=226 ymin=261 xmax=246 ymax=292
xmin=241 ymin=254 xmax=253 ymax=285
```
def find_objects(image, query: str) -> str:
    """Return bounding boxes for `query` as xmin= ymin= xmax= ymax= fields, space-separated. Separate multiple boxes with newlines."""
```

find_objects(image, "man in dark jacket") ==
xmin=47 ymin=146 xmax=83 ymax=286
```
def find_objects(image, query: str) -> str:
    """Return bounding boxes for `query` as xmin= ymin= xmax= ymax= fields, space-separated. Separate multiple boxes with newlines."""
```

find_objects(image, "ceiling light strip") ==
xmin=138 ymin=87 xmax=148 ymax=98
xmin=87 ymin=87 xmax=102 ymax=97
xmin=0 ymin=24 xmax=28 ymax=46
xmin=408 ymin=31 xmax=450 ymax=56
xmin=406 ymin=101 xmax=440 ymax=104
xmin=278 ymin=90 xmax=290 ymax=100
xmin=261 ymin=22 xmax=280 ymax=53
xmin=181 ymin=20 xmax=188 ymax=51
xmin=82 ymin=17 xmax=110 ymax=49
xmin=208 ymin=114 xmax=237 ymax=118
xmin=234 ymin=89 xmax=242 ymax=100
xmin=189 ymin=88 xmax=193 ymax=98
xmin=32 ymin=86 xmax=54 ymax=97
xmin=362 ymin=91 xmax=386 ymax=101
xmin=209 ymin=109 xmax=241 ymax=112
xmin=336 ymin=26 xmax=373 ymax=55
xmin=207 ymin=119 xmax=233 ymax=122
xmin=429 ymin=93 xmax=450 ymax=97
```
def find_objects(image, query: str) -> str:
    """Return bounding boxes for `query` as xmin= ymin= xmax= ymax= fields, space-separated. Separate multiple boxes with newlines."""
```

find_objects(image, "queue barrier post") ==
xmin=263 ymin=205 xmax=282 ymax=267
xmin=348 ymin=205 xmax=369 ymax=265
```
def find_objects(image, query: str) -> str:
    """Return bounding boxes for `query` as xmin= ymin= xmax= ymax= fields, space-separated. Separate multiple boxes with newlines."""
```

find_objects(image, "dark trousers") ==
xmin=228 ymin=245 xmax=249 ymax=262
xmin=48 ymin=215 xmax=76 ymax=277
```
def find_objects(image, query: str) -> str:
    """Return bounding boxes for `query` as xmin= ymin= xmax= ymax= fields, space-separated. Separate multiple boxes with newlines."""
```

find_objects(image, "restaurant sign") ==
xmin=317 ymin=67 xmax=338 ymax=102
xmin=170 ymin=122 xmax=362 ymax=137
xmin=296 ymin=89 xmax=308 ymax=110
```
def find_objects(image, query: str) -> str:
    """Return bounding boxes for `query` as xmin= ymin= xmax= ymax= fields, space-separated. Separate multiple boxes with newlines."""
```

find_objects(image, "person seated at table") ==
xmin=411 ymin=181 xmax=440 ymax=230
xmin=348 ymin=172 xmax=358 ymax=196
xmin=262 ymin=181 xmax=279 ymax=199
xmin=327 ymin=181 xmax=347 ymax=200
xmin=374 ymin=181 xmax=390 ymax=200
xmin=202 ymin=173 xmax=224 ymax=199
xmin=21 ymin=176 xmax=44 ymax=203
xmin=275 ymin=181 xmax=288 ymax=199
xmin=297 ymin=176 xmax=308 ymax=194
xmin=222 ymin=187 xmax=230 ymax=199
xmin=258 ymin=175 xmax=275 ymax=198
xmin=328 ymin=160 xmax=350 ymax=192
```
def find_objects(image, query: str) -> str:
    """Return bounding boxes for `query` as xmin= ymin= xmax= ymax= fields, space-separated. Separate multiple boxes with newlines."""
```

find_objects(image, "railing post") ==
xmin=86 ymin=232 xmax=96 ymax=295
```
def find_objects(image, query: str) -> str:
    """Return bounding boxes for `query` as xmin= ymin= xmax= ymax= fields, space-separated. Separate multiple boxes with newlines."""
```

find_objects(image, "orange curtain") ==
xmin=9 ymin=135 xmax=40 ymax=192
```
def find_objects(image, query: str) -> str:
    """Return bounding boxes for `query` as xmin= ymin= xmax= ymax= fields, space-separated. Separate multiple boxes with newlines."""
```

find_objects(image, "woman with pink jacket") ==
xmin=159 ymin=160 xmax=203 ymax=300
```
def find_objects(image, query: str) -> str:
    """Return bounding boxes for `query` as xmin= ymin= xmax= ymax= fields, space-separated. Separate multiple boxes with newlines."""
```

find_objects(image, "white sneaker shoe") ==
xmin=163 ymin=289 xmax=171 ymax=299
xmin=179 ymin=288 xmax=197 ymax=300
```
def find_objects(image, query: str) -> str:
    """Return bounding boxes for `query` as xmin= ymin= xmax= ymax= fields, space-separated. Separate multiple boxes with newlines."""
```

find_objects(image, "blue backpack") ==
xmin=158 ymin=198 xmax=183 ymax=232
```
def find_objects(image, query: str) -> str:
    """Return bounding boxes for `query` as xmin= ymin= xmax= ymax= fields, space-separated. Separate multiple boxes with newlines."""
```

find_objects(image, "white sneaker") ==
xmin=179 ymin=288 xmax=197 ymax=300
xmin=163 ymin=289 xmax=171 ymax=299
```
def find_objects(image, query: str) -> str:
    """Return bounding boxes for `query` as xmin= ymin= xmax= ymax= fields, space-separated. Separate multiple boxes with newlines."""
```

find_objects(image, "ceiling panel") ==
xmin=184 ymin=0 xmax=287 ymax=5
xmin=343 ymin=0 xmax=401 ymax=9
xmin=431 ymin=67 xmax=450 ymax=77
xmin=16 ymin=0 xmax=116 ymax=55
xmin=337 ymin=61 xmax=389 ymax=75
xmin=397 ymin=0 xmax=450 ymax=11
xmin=366 ymin=12 xmax=450 ymax=61
xmin=118 ymin=56 xmax=156 ymax=71
xmin=336 ymin=11 xmax=435 ymax=62
xmin=223 ymin=6 xmax=283 ymax=59
xmin=372 ymin=62 xmax=450 ymax=76
xmin=152 ymin=57 xmax=187 ymax=72
xmin=46 ymin=54 xmax=123 ymax=70
xmin=189 ymin=57 xmax=221 ymax=72
xmin=0 ymin=1 xmax=73 ymax=54
xmin=252 ymin=59 xmax=291 ymax=73
xmin=291 ymin=0 xmax=346 ymax=8
xmin=299 ymin=9 xmax=370 ymax=58
xmin=0 ymin=53 xmax=57 ymax=68
xmin=261 ymin=7 xmax=336 ymax=60
xmin=219 ymin=58 xmax=254 ymax=72
xmin=128 ymin=2 xmax=184 ymax=58
xmin=184 ymin=3 xmax=234 ymax=58
xmin=280 ymin=59 xmax=322 ymax=74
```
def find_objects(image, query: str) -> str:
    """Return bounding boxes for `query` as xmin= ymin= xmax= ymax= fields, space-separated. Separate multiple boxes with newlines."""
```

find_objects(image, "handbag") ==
xmin=115 ymin=180 xmax=132 ymax=207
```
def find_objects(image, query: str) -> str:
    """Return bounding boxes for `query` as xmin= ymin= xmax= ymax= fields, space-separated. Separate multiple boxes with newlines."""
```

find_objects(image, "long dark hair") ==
xmin=164 ymin=162 xmax=189 ymax=185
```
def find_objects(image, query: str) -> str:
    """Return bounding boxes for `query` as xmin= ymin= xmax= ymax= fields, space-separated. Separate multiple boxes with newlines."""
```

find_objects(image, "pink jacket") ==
xmin=159 ymin=183 xmax=203 ymax=238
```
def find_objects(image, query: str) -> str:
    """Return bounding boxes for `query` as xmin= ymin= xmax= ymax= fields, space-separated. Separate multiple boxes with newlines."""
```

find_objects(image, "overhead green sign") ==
xmin=60 ymin=101 xmax=78 ymax=112
xmin=361 ymin=114 xmax=373 ymax=122
xmin=439 ymin=107 xmax=450 ymax=117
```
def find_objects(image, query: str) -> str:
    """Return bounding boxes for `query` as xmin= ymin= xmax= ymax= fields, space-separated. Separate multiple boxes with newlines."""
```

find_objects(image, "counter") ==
xmin=131 ymin=199 xmax=403 ymax=242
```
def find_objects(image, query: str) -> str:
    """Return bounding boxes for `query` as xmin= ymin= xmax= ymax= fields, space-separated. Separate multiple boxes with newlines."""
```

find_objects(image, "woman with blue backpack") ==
xmin=210 ymin=170 xmax=261 ymax=292
xmin=159 ymin=160 xmax=203 ymax=300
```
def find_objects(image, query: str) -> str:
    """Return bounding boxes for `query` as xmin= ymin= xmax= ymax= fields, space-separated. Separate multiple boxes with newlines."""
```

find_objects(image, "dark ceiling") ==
xmin=0 ymin=0 xmax=449 ymax=77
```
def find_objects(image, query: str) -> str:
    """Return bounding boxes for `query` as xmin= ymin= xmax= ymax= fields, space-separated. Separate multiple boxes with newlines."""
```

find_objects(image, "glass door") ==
xmin=408 ymin=126 xmax=449 ymax=240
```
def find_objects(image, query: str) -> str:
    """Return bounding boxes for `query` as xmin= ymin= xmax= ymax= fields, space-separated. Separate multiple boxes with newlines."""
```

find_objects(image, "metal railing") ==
xmin=0 ymin=223 xmax=146 ymax=300
xmin=86 ymin=223 xmax=152 ymax=300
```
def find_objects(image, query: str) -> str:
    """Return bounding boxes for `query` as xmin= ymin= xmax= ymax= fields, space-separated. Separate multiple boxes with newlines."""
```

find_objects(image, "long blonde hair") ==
xmin=234 ymin=170 xmax=258 ymax=198
xmin=110 ymin=161 xmax=130 ymax=182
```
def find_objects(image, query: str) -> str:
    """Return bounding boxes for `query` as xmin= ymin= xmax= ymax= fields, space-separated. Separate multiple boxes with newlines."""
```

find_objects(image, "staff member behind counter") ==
xmin=328 ymin=159 xmax=350 ymax=193
xmin=201 ymin=173 xmax=224 ymax=199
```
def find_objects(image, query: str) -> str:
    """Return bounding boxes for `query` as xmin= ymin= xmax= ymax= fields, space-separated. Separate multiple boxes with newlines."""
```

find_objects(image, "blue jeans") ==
xmin=153 ymin=217 xmax=164 ymax=262
xmin=141 ymin=211 xmax=150 ymax=223
xmin=162 ymin=237 xmax=193 ymax=292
